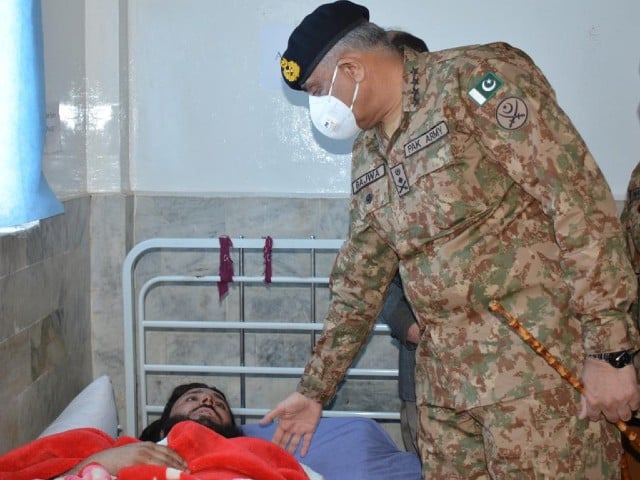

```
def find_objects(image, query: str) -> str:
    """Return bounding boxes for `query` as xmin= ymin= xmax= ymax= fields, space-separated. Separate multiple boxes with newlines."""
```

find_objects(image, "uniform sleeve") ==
xmin=297 ymin=221 xmax=398 ymax=404
xmin=621 ymin=161 xmax=640 ymax=275
xmin=459 ymin=48 xmax=639 ymax=354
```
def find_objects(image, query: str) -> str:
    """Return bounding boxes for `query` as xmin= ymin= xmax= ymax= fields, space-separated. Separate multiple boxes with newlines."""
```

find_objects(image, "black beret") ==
xmin=280 ymin=1 xmax=369 ymax=91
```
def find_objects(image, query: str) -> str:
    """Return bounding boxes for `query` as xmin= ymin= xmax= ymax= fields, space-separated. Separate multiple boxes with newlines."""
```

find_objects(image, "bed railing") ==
xmin=122 ymin=237 xmax=398 ymax=436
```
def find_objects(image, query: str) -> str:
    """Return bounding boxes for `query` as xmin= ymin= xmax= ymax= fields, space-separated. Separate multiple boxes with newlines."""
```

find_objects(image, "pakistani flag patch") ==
xmin=468 ymin=72 xmax=503 ymax=106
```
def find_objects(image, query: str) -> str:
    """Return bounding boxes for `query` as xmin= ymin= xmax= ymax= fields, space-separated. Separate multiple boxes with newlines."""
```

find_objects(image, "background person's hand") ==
xmin=260 ymin=392 xmax=322 ymax=456
xmin=579 ymin=356 xmax=640 ymax=423
xmin=406 ymin=322 xmax=420 ymax=345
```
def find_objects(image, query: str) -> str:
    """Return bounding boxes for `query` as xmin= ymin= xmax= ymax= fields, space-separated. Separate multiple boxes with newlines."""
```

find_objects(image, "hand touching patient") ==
xmin=261 ymin=392 xmax=322 ymax=456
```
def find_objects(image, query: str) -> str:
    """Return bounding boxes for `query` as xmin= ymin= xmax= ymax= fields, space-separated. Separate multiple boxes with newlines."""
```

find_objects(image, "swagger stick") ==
xmin=488 ymin=299 xmax=640 ymax=450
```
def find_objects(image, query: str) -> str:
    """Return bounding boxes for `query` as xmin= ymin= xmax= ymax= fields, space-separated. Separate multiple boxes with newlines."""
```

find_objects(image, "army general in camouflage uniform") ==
xmin=263 ymin=2 xmax=640 ymax=478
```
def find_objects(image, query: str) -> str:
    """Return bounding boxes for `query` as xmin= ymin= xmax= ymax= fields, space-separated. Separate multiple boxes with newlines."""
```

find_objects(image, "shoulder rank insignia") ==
xmin=468 ymin=72 xmax=503 ymax=106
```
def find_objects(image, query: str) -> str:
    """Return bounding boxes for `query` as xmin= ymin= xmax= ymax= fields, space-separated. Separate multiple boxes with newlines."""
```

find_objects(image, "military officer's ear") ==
xmin=337 ymin=57 xmax=366 ymax=84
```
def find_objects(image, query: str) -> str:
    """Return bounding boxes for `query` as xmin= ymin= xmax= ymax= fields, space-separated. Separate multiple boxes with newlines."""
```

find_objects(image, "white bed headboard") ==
xmin=122 ymin=237 xmax=400 ymax=437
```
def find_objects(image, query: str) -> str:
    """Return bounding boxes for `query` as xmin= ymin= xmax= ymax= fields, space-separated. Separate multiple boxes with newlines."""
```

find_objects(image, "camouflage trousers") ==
xmin=419 ymin=383 xmax=621 ymax=479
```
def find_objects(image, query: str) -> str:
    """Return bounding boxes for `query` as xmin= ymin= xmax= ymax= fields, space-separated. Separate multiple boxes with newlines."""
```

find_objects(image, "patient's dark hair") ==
xmin=139 ymin=382 xmax=240 ymax=441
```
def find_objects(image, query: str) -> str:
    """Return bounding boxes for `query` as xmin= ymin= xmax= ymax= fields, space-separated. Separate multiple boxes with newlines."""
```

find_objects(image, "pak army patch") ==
xmin=404 ymin=121 xmax=449 ymax=157
xmin=468 ymin=72 xmax=503 ymax=106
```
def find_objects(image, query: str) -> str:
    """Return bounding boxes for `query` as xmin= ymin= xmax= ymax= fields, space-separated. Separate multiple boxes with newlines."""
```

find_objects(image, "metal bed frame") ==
xmin=122 ymin=237 xmax=399 ymax=436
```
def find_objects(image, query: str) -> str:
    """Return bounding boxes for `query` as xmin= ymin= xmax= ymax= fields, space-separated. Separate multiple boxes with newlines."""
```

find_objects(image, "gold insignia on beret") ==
xmin=280 ymin=57 xmax=301 ymax=83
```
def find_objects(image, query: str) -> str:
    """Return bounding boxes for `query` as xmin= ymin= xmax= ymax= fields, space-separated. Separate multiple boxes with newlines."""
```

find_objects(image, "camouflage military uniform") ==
xmin=621 ymin=162 xmax=640 ymax=326
xmin=296 ymin=42 xmax=640 ymax=478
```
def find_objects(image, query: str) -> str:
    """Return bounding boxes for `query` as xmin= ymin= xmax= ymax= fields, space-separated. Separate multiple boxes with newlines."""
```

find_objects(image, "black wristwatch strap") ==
xmin=588 ymin=350 xmax=635 ymax=368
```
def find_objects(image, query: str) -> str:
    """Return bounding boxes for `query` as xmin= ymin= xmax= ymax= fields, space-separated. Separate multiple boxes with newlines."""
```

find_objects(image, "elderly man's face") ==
xmin=304 ymin=62 xmax=356 ymax=100
xmin=169 ymin=387 xmax=233 ymax=427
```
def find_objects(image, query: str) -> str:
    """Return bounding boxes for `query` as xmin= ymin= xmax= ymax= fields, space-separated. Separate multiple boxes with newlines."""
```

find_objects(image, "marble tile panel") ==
xmin=133 ymin=196 xmax=227 ymax=241
xmin=242 ymin=377 xmax=301 ymax=417
xmin=15 ymin=369 xmax=70 ymax=447
xmin=330 ymin=378 xmax=399 ymax=411
xmin=0 ymin=329 xmax=32 ymax=396
xmin=317 ymin=198 xmax=349 ymax=238
xmin=4 ymin=260 xmax=54 ymax=335
xmin=144 ymin=284 xmax=228 ymax=321
xmin=222 ymin=198 xmax=270 ymax=237
xmin=349 ymin=333 xmax=398 ymax=370
xmin=253 ymin=335 xmax=312 ymax=366
xmin=0 ymin=274 xmax=13 ymax=343
xmin=39 ymin=210 xmax=71 ymax=259
xmin=150 ymin=330 xmax=240 ymax=366
xmin=0 ymin=231 xmax=28 ymax=278
xmin=30 ymin=309 xmax=66 ymax=381
xmin=90 ymin=194 xmax=128 ymax=425
xmin=260 ymin=198 xmax=321 ymax=238
xmin=0 ymin=388 xmax=21 ymax=455
xmin=24 ymin=224 xmax=46 ymax=268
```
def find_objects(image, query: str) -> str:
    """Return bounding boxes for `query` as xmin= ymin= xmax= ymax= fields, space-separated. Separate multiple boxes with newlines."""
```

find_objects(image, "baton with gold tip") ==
xmin=487 ymin=299 xmax=640 ymax=450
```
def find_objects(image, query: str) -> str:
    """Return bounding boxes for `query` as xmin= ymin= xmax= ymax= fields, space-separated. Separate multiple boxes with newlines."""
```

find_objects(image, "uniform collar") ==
xmin=401 ymin=48 xmax=429 ymax=113
xmin=366 ymin=48 xmax=429 ymax=146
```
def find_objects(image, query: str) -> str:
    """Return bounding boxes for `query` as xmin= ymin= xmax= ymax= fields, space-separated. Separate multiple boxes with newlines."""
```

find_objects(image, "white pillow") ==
xmin=38 ymin=375 xmax=119 ymax=439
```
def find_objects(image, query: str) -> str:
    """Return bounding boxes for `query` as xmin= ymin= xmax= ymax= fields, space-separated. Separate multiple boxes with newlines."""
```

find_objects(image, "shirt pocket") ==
xmin=404 ymin=138 xmax=499 ymax=237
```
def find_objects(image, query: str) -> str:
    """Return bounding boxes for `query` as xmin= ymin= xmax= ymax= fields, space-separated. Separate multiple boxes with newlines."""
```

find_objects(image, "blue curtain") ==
xmin=0 ymin=0 xmax=63 ymax=228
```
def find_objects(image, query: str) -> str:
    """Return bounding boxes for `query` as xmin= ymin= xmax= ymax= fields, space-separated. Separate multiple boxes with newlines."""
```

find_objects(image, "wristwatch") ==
xmin=588 ymin=350 xmax=636 ymax=368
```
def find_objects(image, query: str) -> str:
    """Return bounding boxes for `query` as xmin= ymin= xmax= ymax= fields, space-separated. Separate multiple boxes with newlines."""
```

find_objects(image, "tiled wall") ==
xmin=0 ymin=196 xmax=92 ymax=454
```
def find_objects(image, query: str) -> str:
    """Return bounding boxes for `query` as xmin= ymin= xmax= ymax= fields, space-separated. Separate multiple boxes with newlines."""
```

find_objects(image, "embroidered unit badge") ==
xmin=496 ymin=97 xmax=528 ymax=130
xmin=390 ymin=163 xmax=410 ymax=196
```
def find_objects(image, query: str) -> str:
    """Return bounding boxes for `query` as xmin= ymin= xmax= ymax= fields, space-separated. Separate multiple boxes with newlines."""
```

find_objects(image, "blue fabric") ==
xmin=0 ymin=0 xmax=63 ymax=228
xmin=243 ymin=417 xmax=422 ymax=480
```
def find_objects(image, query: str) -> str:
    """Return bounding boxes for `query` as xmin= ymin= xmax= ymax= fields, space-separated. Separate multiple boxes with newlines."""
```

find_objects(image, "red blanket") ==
xmin=0 ymin=422 xmax=309 ymax=480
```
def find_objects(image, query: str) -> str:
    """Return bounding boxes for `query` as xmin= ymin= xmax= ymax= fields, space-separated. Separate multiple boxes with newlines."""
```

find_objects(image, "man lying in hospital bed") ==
xmin=0 ymin=377 xmax=421 ymax=480
xmin=0 ymin=381 xmax=317 ymax=480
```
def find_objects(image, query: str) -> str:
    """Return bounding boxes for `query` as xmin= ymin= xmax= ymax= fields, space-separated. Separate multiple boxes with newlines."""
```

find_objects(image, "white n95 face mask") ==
xmin=308 ymin=65 xmax=360 ymax=140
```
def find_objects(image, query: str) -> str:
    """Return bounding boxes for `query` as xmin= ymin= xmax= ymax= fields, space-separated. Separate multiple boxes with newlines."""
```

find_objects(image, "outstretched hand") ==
xmin=260 ymin=392 xmax=322 ymax=456
xmin=579 ymin=357 xmax=640 ymax=423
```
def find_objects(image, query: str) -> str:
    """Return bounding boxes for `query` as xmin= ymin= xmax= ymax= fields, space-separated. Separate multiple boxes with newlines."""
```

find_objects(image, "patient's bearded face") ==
xmin=169 ymin=387 xmax=234 ymax=427
xmin=162 ymin=387 xmax=243 ymax=439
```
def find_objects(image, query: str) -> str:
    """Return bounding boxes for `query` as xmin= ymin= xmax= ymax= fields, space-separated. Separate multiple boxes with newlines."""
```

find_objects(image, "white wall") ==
xmin=42 ymin=0 xmax=128 ymax=197
xmin=129 ymin=0 xmax=640 ymax=199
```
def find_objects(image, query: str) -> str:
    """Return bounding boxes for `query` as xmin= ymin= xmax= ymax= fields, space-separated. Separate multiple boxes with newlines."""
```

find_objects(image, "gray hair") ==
xmin=321 ymin=22 xmax=395 ymax=67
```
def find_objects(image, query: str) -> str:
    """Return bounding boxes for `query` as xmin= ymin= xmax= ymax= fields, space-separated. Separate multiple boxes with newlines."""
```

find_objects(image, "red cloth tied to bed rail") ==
xmin=218 ymin=235 xmax=234 ymax=300
xmin=264 ymin=236 xmax=273 ymax=284
xmin=0 ymin=421 xmax=308 ymax=480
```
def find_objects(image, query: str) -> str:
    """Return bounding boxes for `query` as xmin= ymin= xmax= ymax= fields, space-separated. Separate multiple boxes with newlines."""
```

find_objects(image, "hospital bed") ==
xmin=14 ymin=234 xmax=640 ymax=478
xmin=32 ymin=236 xmax=422 ymax=480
